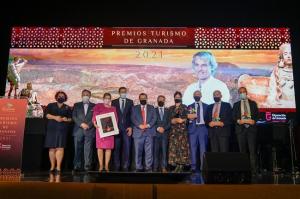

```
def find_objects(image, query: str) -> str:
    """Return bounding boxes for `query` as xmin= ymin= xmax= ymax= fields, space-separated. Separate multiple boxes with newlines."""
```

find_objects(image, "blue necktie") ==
xmin=121 ymin=99 xmax=125 ymax=113
xmin=159 ymin=108 xmax=164 ymax=121
xmin=196 ymin=103 xmax=201 ymax=124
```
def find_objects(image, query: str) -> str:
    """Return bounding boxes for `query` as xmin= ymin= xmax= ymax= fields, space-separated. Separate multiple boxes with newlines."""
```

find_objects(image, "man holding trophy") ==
xmin=206 ymin=90 xmax=232 ymax=152
xmin=233 ymin=87 xmax=259 ymax=174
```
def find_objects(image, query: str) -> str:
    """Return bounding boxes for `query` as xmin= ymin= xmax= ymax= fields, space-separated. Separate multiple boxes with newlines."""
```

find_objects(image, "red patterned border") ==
xmin=10 ymin=27 xmax=290 ymax=49
xmin=0 ymin=168 xmax=21 ymax=182
xmin=11 ymin=27 xmax=103 ymax=48
xmin=194 ymin=27 xmax=290 ymax=49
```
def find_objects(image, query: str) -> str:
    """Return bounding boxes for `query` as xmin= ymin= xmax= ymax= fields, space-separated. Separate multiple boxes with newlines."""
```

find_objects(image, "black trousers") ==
xmin=235 ymin=125 xmax=257 ymax=172
xmin=209 ymin=128 xmax=230 ymax=152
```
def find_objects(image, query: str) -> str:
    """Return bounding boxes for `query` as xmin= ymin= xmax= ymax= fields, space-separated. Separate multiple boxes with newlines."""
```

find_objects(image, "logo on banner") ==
xmin=266 ymin=112 xmax=272 ymax=121
xmin=265 ymin=111 xmax=287 ymax=123
xmin=1 ymin=103 xmax=16 ymax=113
xmin=0 ymin=143 xmax=12 ymax=151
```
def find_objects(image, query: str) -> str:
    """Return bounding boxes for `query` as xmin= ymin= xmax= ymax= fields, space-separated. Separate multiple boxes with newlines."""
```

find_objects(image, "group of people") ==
xmin=44 ymin=86 xmax=258 ymax=174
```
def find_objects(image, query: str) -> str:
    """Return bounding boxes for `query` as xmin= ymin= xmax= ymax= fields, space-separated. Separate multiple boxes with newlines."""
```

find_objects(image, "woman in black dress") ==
xmin=168 ymin=91 xmax=190 ymax=172
xmin=44 ymin=91 xmax=72 ymax=173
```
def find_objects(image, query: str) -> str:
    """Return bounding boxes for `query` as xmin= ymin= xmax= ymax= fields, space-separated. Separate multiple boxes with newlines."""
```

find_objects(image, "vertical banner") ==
xmin=0 ymin=98 xmax=27 ymax=181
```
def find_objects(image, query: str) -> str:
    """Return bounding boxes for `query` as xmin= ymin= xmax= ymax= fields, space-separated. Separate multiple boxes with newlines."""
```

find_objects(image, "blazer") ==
xmin=187 ymin=102 xmax=208 ymax=133
xmin=72 ymin=102 xmax=95 ymax=136
xmin=205 ymin=101 xmax=232 ymax=137
xmin=111 ymin=98 xmax=134 ymax=131
xmin=131 ymin=104 xmax=157 ymax=138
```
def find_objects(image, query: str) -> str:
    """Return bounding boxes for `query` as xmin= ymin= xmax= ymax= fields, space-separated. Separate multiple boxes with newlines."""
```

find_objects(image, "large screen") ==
xmin=5 ymin=27 xmax=295 ymax=112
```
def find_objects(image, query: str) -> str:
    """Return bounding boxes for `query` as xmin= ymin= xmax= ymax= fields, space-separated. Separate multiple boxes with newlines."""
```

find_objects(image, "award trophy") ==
xmin=242 ymin=113 xmax=251 ymax=128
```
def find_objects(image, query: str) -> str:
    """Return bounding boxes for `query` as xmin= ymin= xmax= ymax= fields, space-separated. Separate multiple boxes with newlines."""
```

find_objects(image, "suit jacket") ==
xmin=131 ymin=104 xmax=157 ymax=138
xmin=232 ymin=99 xmax=259 ymax=134
xmin=155 ymin=107 xmax=171 ymax=136
xmin=111 ymin=98 xmax=134 ymax=131
xmin=187 ymin=102 xmax=208 ymax=133
xmin=72 ymin=102 xmax=96 ymax=136
xmin=205 ymin=101 xmax=232 ymax=137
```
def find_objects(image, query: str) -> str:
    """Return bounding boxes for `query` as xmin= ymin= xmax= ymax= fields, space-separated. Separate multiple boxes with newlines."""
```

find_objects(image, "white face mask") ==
xmin=120 ymin=93 xmax=127 ymax=99
xmin=82 ymin=96 xmax=90 ymax=103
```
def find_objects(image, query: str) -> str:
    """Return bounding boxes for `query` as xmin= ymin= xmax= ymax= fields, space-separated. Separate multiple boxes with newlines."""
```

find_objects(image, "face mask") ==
xmin=214 ymin=97 xmax=221 ymax=102
xmin=57 ymin=97 xmax=65 ymax=104
xmin=194 ymin=96 xmax=201 ymax=102
xmin=140 ymin=100 xmax=147 ymax=105
xmin=82 ymin=96 xmax=90 ymax=103
xmin=240 ymin=93 xmax=247 ymax=100
xmin=103 ymin=99 xmax=110 ymax=105
xmin=158 ymin=101 xmax=165 ymax=107
xmin=120 ymin=93 xmax=127 ymax=99
xmin=175 ymin=98 xmax=182 ymax=103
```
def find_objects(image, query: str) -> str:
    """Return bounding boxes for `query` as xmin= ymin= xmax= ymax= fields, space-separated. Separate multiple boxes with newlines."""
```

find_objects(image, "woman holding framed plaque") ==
xmin=93 ymin=93 xmax=119 ymax=172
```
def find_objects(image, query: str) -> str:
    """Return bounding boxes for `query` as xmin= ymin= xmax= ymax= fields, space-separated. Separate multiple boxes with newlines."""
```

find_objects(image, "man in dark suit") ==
xmin=72 ymin=89 xmax=95 ymax=172
xmin=233 ymin=87 xmax=259 ymax=174
xmin=154 ymin=95 xmax=171 ymax=173
xmin=131 ymin=93 xmax=157 ymax=172
xmin=187 ymin=90 xmax=208 ymax=172
xmin=205 ymin=90 xmax=232 ymax=152
xmin=111 ymin=87 xmax=134 ymax=171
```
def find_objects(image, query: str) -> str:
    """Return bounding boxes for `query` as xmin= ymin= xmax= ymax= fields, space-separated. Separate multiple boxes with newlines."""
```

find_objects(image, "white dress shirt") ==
xmin=158 ymin=107 xmax=165 ymax=120
xmin=83 ymin=103 xmax=89 ymax=115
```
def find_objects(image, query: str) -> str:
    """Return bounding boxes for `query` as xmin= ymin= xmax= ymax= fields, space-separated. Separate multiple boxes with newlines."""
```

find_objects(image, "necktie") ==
xmin=196 ymin=103 xmax=201 ymax=124
xmin=141 ymin=106 xmax=146 ymax=125
xmin=243 ymin=100 xmax=248 ymax=117
xmin=159 ymin=108 xmax=164 ymax=121
xmin=213 ymin=103 xmax=219 ymax=119
xmin=121 ymin=99 xmax=125 ymax=113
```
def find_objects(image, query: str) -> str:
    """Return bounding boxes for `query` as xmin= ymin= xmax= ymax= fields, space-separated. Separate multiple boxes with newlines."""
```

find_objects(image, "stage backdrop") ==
xmin=5 ymin=27 xmax=295 ymax=113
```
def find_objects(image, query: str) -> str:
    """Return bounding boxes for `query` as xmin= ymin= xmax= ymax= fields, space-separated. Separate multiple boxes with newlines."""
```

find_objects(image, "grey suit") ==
xmin=72 ymin=102 xmax=95 ymax=170
xmin=131 ymin=104 xmax=157 ymax=171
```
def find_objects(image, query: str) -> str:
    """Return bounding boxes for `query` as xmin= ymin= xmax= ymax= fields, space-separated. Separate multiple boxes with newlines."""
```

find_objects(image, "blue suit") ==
xmin=111 ymin=98 xmax=134 ymax=171
xmin=187 ymin=102 xmax=208 ymax=171
xmin=131 ymin=104 xmax=157 ymax=171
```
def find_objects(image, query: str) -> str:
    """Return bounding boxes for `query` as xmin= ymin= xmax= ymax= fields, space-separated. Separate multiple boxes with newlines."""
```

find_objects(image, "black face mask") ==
xmin=57 ymin=97 xmax=65 ymax=104
xmin=194 ymin=96 xmax=201 ymax=102
xmin=158 ymin=101 xmax=164 ymax=107
xmin=175 ymin=98 xmax=182 ymax=103
xmin=140 ymin=100 xmax=147 ymax=105
xmin=214 ymin=97 xmax=221 ymax=102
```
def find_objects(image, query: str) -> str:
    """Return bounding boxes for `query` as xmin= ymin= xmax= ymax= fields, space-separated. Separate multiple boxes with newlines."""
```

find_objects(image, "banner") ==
xmin=7 ymin=27 xmax=295 ymax=114
xmin=0 ymin=98 xmax=27 ymax=181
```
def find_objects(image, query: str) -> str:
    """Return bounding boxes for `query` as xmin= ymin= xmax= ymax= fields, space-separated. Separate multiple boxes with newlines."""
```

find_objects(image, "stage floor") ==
xmin=19 ymin=171 xmax=300 ymax=184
